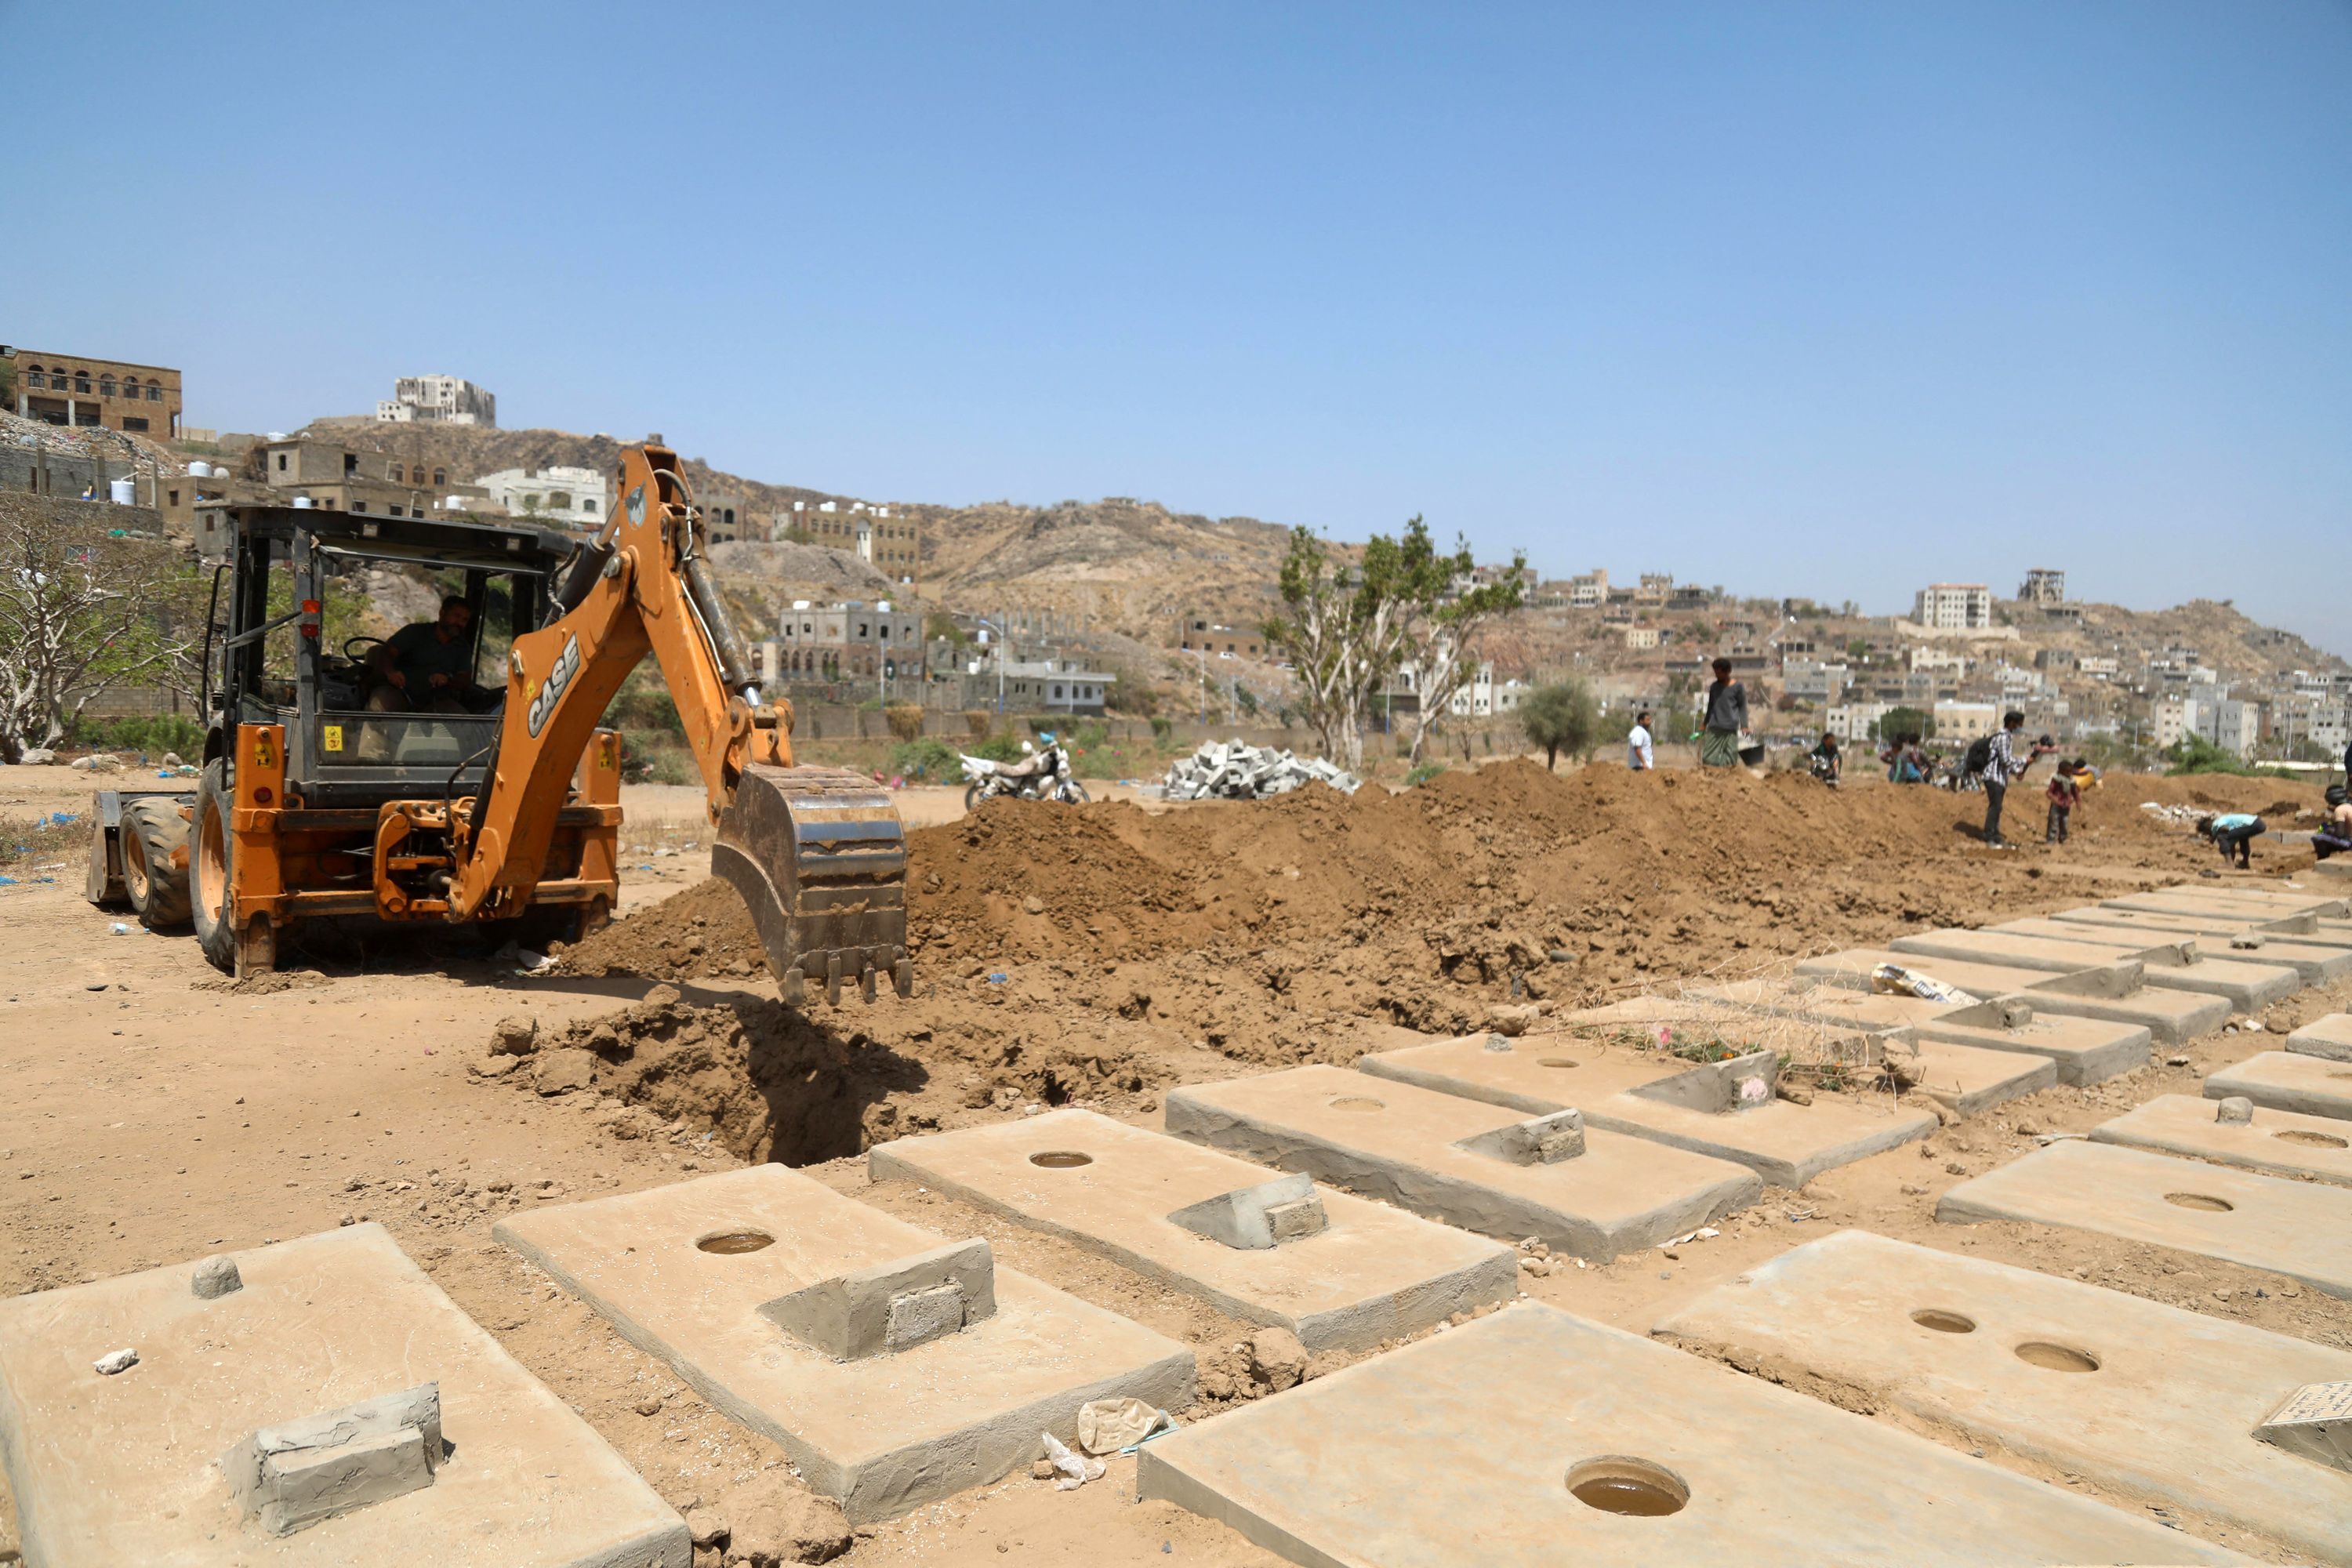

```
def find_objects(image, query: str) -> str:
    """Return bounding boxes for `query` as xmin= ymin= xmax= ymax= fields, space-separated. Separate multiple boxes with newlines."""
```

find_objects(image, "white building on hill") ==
xmin=376 ymin=375 xmax=496 ymax=427
xmin=1913 ymin=583 xmax=1993 ymax=631
xmin=473 ymin=465 xmax=608 ymax=528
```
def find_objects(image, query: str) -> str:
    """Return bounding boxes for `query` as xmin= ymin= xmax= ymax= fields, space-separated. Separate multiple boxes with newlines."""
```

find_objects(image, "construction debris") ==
xmin=1155 ymin=739 xmax=1360 ymax=800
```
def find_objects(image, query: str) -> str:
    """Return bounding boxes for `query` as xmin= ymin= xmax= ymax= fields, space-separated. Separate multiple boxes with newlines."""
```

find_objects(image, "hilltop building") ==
xmin=2018 ymin=567 xmax=2066 ymax=605
xmin=1913 ymin=583 xmax=1993 ymax=631
xmin=473 ymin=466 xmax=608 ymax=529
xmin=376 ymin=375 xmax=495 ymax=427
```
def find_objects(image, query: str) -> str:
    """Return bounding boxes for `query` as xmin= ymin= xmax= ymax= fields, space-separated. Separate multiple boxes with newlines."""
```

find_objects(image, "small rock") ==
xmin=191 ymin=1255 xmax=242 ymax=1299
xmin=2166 ymin=1054 xmax=2190 ymax=1067
xmin=1247 ymin=1326 xmax=1309 ymax=1392
xmin=490 ymin=1015 xmax=539 ymax=1056
xmin=729 ymin=1483 xmax=851 ymax=1564
xmin=636 ymin=1396 xmax=663 ymax=1416
xmin=644 ymin=983 xmax=682 ymax=1009
xmin=533 ymin=1048 xmax=596 ymax=1096
xmin=93 ymin=1347 xmax=139 ymax=1376
xmin=1030 ymin=1458 xmax=1057 ymax=1479
xmin=1944 ymin=1162 xmax=1966 ymax=1176
xmin=1022 ymin=895 xmax=1045 ymax=916
xmin=685 ymin=1504 xmax=728 ymax=1548
xmin=468 ymin=1055 xmax=521 ymax=1080
xmin=2214 ymin=1096 xmax=2254 ymax=1125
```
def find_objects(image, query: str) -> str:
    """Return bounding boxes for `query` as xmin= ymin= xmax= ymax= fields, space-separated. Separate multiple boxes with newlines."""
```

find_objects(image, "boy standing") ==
xmin=2045 ymin=761 xmax=2079 ymax=844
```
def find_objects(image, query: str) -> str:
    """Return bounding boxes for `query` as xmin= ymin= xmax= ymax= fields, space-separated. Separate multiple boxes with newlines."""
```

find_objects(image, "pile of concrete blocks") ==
xmin=1158 ymin=740 xmax=1360 ymax=800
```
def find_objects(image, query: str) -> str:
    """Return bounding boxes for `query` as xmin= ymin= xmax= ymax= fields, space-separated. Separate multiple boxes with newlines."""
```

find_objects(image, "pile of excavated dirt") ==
xmin=521 ymin=762 xmax=2332 ymax=1166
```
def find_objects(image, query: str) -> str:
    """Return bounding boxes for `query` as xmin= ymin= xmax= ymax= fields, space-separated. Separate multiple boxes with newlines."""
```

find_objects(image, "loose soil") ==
xmin=2 ymin=757 xmax=2345 ymax=1565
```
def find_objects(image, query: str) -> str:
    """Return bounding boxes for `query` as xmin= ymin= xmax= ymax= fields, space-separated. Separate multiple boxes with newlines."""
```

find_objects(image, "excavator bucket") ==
xmin=713 ymin=764 xmax=911 ymax=1005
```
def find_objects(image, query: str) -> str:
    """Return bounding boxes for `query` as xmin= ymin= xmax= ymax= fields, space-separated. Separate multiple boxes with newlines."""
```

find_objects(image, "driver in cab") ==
xmin=365 ymin=595 xmax=487 ymax=713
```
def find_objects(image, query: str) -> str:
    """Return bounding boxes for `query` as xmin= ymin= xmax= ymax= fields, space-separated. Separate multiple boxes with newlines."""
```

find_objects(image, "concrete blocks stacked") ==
xmin=1158 ymin=739 xmax=1361 ymax=800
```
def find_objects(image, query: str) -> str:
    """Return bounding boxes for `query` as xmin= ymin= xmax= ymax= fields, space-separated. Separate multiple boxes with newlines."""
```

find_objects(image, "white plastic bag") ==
xmin=1040 ymin=1428 xmax=1104 ymax=1490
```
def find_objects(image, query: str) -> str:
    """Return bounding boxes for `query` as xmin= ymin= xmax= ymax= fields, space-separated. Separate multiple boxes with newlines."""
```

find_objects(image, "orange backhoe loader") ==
xmin=86 ymin=442 xmax=909 ymax=1003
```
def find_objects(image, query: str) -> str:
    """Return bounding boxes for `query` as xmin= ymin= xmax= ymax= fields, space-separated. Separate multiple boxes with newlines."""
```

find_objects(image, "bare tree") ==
xmin=0 ymin=514 xmax=203 ymax=762
xmin=1399 ymin=550 xmax=1526 ymax=764
xmin=1264 ymin=520 xmax=1457 ymax=772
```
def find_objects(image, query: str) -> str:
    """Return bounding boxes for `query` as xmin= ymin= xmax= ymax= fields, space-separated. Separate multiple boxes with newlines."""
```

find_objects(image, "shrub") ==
xmin=1403 ymin=761 xmax=1447 ymax=788
xmin=972 ymin=734 xmax=1026 ymax=763
xmin=70 ymin=713 xmax=204 ymax=757
xmin=1149 ymin=716 xmax=1173 ymax=742
xmin=884 ymin=703 xmax=925 ymax=743
xmin=890 ymin=737 xmax=963 ymax=780
xmin=964 ymin=710 xmax=994 ymax=740
xmin=1518 ymin=680 xmax=1600 ymax=770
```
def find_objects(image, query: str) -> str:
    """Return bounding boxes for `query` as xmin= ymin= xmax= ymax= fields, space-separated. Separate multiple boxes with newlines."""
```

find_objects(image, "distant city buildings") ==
xmin=1176 ymin=613 xmax=1266 ymax=660
xmin=1913 ymin=583 xmax=1994 ymax=631
xmin=782 ymin=500 xmax=921 ymax=583
xmin=7 ymin=347 xmax=183 ymax=437
xmin=2017 ymin=567 xmax=2067 ymax=605
xmin=474 ymin=466 xmax=608 ymax=528
xmin=376 ymin=375 xmax=495 ymax=427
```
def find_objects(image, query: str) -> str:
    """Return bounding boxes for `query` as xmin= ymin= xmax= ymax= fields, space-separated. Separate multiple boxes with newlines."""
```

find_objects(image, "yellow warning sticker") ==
xmin=322 ymin=724 xmax=344 ymax=753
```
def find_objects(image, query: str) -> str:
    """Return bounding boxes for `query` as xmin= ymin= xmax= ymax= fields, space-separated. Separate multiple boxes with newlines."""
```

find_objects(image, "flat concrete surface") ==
xmin=2051 ymin=904 xmax=2350 ymax=943
xmin=2287 ymin=1013 xmax=2352 ymax=1063
xmin=2038 ymin=909 xmax=2352 ymax=979
xmin=2091 ymin=1093 xmax=2352 ymax=1187
xmin=1655 ymin=1229 xmax=2352 ymax=1563
xmin=1936 ymin=1140 xmax=2352 ymax=1300
xmin=866 ymin=1110 xmax=1517 ymax=1351
xmin=2105 ymin=887 xmax=2349 ymax=923
xmin=494 ymin=1166 xmax=1193 ymax=1523
xmin=1135 ymin=1301 xmax=2241 ymax=1568
xmin=0 ymin=1224 xmax=688 ymax=1568
xmin=1700 ymin=978 xmax=2151 ymax=1086
xmin=1904 ymin=1037 xmax=2060 ymax=1116
xmin=1793 ymin=947 xmax=2229 ymax=1045
xmin=2204 ymin=1050 xmax=2352 ymax=1121
xmin=1942 ymin=923 xmax=2306 ymax=1008
xmin=1356 ymin=1027 xmax=1936 ymax=1187
xmin=1163 ymin=1065 xmax=1762 ymax=1259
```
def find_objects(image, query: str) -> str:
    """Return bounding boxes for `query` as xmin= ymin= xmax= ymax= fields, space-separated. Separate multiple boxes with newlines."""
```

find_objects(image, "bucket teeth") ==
xmin=713 ymin=764 xmax=909 ymax=1007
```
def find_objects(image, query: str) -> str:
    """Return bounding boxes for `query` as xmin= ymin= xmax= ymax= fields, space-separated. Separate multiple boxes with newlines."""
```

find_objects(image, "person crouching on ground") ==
xmin=2045 ymin=760 xmax=2081 ymax=844
xmin=1700 ymin=658 xmax=1747 ymax=769
xmin=2198 ymin=811 xmax=2265 ymax=869
xmin=1809 ymin=731 xmax=1842 ymax=786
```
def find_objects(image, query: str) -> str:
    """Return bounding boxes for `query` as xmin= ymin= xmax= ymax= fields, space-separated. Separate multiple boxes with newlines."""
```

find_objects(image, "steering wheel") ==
xmin=343 ymin=635 xmax=384 ymax=662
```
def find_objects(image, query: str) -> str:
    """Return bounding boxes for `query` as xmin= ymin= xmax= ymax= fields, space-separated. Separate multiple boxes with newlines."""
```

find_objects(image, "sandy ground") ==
xmin=2 ymin=760 xmax=2347 ymax=1564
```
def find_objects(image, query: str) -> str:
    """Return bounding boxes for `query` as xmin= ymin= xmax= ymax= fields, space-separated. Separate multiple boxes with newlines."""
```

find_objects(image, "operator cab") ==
xmin=199 ymin=505 xmax=582 ymax=808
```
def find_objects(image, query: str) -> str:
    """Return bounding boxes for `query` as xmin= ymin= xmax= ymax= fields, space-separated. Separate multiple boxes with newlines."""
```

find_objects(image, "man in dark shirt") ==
xmin=1700 ymin=657 xmax=1748 ymax=768
xmin=366 ymin=596 xmax=478 ymax=713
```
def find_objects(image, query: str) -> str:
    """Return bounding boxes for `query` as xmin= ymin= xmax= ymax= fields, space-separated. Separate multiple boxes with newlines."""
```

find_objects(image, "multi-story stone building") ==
xmin=1913 ymin=583 xmax=1993 ymax=631
xmin=775 ymin=600 xmax=925 ymax=678
xmin=8 ymin=347 xmax=183 ymax=437
xmin=260 ymin=437 xmax=486 ymax=519
xmin=1175 ymin=614 xmax=1265 ymax=659
xmin=2017 ymin=567 xmax=2066 ymax=605
xmin=376 ymin=375 xmax=496 ymax=427
xmin=474 ymin=466 xmax=608 ymax=529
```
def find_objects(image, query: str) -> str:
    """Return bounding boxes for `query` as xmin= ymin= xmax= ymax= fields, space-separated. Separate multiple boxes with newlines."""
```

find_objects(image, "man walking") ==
xmin=1627 ymin=710 xmax=1654 ymax=771
xmin=1980 ymin=710 xmax=2042 ymax=848
xmin=1700 ymin=658 xmax=1747 ymax=769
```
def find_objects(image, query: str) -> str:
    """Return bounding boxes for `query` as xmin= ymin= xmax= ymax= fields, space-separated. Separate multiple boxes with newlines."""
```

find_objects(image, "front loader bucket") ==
xmin=713 ymin=764 xmax=911 ymax=1005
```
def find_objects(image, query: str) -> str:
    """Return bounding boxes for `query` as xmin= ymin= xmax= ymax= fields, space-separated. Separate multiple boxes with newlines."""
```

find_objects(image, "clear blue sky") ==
xmin=13 ymin=2 xmax=2349 ymax=652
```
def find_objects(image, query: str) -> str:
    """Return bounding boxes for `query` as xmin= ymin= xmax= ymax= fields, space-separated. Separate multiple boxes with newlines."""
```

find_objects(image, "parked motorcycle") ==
xmin=960 ymin=740 xmax=1091 ymax=810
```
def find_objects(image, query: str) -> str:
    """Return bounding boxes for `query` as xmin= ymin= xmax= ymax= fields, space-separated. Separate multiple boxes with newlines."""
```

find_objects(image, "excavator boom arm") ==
xmin=435 ymin=444 xmax=909 ymax=1003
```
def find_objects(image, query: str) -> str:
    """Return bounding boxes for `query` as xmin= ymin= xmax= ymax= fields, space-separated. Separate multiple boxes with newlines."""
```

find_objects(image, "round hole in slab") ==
xmin=2274 ymin=1129 xmax=2350 ymax=1149
xmin=1327 ymin=1096 xmax=1385 ymax=1113
xmin=1911 ymin=1308 xmax=1976 ymax=1334
xmin=1566 ymin=1457 xmax=1690 ymax=1517
xmin=2013 ymin=1341 xmax=2100 ymax=1373
xmin=2164 ymin=1192 xmax=2234 ymax=1212
xmin=695 ymin=1229 xmax=775 ymax=1254
xmin=1029 ymin=1150 xmax=1093 ymax=1168
xmin=1537 ymin=1057 xmax=1581 ymax=1069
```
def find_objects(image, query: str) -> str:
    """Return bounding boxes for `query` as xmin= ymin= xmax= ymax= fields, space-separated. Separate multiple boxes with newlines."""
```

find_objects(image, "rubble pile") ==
xmin=1156 ymin=739 xmax=1360 ymax=801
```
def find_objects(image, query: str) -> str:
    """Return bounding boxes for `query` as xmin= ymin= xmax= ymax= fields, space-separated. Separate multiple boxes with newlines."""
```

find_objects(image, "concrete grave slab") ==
xmin=1359 ymin=1033 xmax=1934 ymax=1188
xmin=1163 ymin=1065 xmax=1762 ymax=1258
xmin=2287 ymin=1013 xmax=2352 ymax=1063
xmin=1654 ymin=1229 xmax=2352 ymax=1563
xmin=2105 ymin=887 xmax=2348 ymax=923
xmin=1792 ymin=947 xmax=2229 ymax=1044
xmin=1135 ymin=1301 xmax=2241 ymax=1568
xmin=494 ymin=1166 xmax=1192 ymax=1523
xmin=2204 ymin=1050 xmax=2352 ymax=1121
xmin=1900 ymin=1038 xmax=2060 ymax=1116
xmin=2037 ymin=909 xmax=2352 ymax=980
xmin=1891 ymin=926 xmax=2296 ymax=1011
xmin=2052 ymin=902 xmax=2349 ymax=943
xmin=1697 ymin=978 xmax=2151 ymax=1086
xmin=866 ymin=1110 xmax=1518 ymax=1351
xmin=2091 ymin=1094 xmax=2352 ymax=1187
xmin=0 ymin=1224 xmax=688 ymax=1568
xmin=1936 ymin=1140 xmax=2352 ymax=1300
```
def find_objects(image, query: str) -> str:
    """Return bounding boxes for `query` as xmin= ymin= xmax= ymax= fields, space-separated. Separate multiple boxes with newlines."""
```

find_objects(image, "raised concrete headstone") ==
xmin=1166 ymin=1173 xmax=1329 ymax=1250
xmin=2253 ymin=1380 xmax=2352 ymax=1472
xmin=221 ymin=1383 xmax=442 ymax=1537
xmin=2216 ymin=1095 xmax=2255 ymax=1124
xmin=1454 ymin=1108 xmax=1587 ymax=1165
xmin=191 ymin=1254 xmax=241 ymax=1299
xmin=758 ymin=1239 xmax=996 ymax=1362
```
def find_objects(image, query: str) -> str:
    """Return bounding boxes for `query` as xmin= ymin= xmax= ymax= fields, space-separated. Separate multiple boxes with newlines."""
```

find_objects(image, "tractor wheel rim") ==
xmin=198 ymin=804 xmax=227 ymax=924
xmin=124 ymin=836 xmax=151 ymax=902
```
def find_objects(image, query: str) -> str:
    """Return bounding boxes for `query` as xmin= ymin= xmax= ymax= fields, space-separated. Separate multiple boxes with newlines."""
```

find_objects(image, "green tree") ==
xmin=1875 ymin=705 xmax=1933 ymax=742
xmin=1519 ymin=679 xmax=1600 ymax=771
xmin=1263 ymin=517 xmax=1465 ymax=771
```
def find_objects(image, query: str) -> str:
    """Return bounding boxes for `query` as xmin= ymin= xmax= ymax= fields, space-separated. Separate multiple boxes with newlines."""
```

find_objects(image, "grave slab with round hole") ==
xmin=868 ymin=1109 xmax=1515 ymax=1350
xmin=494 ymin=1166 xmax=1192 ymax=1522
xmin=1657 ymin=1227 xmax=2352 ymax=1563
xmin=2089 ymin=1093 xmax=2352 ymax=1189
xmin=1935 ymin=1139 xmax=2352 ymax=1301
xmin=1136 ymin=1302 xmax=2239 ymax=1567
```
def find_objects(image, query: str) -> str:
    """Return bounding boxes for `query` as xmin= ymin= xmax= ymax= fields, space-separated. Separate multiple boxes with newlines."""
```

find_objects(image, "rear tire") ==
xmin=1058 ymin=779 xmax=1091 ymax=803
xmin=964 ymin=782 xmax=982 ymax=812
xmin=191 ymin=760 xmax=238 ymax=973
xmin=121 ymin=798 xmax=192 ymax=928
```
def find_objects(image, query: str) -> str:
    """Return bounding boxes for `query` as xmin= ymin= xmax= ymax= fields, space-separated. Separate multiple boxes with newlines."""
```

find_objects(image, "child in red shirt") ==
xmin=2045 ymin=761 xmax=2081 ymax=844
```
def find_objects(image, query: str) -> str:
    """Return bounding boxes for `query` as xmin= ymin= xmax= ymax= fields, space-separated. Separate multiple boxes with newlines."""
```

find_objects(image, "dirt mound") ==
xmin=530 ymin=760 xmax=2332 ymax=1164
